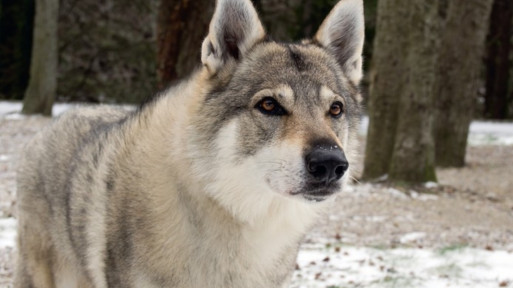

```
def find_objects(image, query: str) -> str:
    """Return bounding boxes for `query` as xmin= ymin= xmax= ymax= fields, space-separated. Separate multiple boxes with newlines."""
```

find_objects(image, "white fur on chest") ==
xmin=242 ymin=199 xmax=319 ymax=269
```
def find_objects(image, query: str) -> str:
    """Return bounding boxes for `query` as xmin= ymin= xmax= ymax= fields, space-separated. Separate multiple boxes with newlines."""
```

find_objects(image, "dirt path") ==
xmin=0 ymin=116 xmax=512 ymax=286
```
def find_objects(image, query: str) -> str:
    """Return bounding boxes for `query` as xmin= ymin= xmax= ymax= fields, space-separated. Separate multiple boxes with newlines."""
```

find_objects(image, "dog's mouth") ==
xmin=291 ymin=182 xmax=341 ymax=202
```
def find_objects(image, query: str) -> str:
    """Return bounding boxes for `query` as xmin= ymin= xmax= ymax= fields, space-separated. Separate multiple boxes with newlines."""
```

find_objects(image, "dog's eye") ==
xmin=329 ymin=101 xmax=344 ymax=118
xmin=256 ymin=97 xmax=287 ymax=116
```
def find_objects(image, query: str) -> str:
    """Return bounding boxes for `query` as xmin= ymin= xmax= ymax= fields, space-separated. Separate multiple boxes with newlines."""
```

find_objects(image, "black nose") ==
xmin=305 ymin=146 xmax=348 ymax=185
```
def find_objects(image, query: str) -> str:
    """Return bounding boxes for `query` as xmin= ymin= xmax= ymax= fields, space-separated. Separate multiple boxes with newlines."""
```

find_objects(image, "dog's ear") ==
xmin=201 ymin=0 xmax=265 ymax=74
xmin=314 ymin=0 xmax=365 ymax=85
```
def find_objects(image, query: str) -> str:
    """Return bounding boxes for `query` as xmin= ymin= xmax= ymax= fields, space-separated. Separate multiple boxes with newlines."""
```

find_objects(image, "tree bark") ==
xmin=364 ymin=0 xmax=440 ymax=183
xmin=388 ymin=0 xmax=440 ymax=183
xmin=22 ymin=0 xmax=58 ymax=116
xmin=157 ymin=0 xmax=214 ymax=88
xmin=362 ymin=0 xmax=410 ymax=180
xmin=484 ymin=0 xmax=512 ymax=119
xmin=435 ymin=0 xmax=494 ymax=167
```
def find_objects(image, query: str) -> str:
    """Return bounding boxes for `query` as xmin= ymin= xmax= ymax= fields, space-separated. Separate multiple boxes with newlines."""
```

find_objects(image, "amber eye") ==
xmin=329 ymin=101 xmax=344 ymax=118
xmin=261 ymin=99 xmax=275 ymax=112
xmin=256 ymin=97 xmax=287 ymax=116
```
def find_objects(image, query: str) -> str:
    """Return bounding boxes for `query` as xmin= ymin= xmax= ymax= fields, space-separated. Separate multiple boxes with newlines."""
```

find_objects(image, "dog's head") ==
xmin=189 ymin=0 xmax=363 ymax=220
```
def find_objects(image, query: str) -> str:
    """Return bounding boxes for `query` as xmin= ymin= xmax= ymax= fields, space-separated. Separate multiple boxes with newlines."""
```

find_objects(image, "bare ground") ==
xmin=306 ymin=140 xmax=513 ymax=252
xmin=0 ymin=116 xmax=512 ymax=286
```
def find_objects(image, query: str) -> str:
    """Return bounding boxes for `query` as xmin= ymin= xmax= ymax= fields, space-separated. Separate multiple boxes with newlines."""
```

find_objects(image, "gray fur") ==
xmin=15 ymin=0 xmax=364 ymax=287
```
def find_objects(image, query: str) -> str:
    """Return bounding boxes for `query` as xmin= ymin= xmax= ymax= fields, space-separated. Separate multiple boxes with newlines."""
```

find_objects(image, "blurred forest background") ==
xmin=1 ymin=0 xmax=511 ymax=116
xmin=0 ymin=0 xmax=512 ymax=184
xmin=0 ymin=0 xmax=381 ymax=105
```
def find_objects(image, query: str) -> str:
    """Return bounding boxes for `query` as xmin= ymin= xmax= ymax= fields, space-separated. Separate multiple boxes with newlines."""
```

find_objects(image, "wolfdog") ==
xmin=15 ymin=0 xmax=364 ymax=287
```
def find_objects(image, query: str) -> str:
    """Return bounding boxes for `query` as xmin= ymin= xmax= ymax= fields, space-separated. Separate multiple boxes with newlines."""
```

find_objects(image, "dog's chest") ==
xmin=133 ymin=243 xmax=296 ymax=288
xmin=133 ymin=214 xmax=304 ymax=288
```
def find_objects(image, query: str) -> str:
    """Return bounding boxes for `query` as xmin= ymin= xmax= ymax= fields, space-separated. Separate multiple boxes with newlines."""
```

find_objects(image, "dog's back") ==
xmin=16 ymin=107 xmax=129 ymax=287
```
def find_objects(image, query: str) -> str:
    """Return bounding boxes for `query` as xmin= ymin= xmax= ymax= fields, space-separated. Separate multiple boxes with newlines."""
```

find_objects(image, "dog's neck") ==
xmin=137 ymin=174 xmax=320 ymax=286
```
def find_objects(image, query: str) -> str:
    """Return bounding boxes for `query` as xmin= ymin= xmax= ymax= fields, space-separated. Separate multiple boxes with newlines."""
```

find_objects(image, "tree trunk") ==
xmin=388 ymin=0 xmax=440 ymax=183
xmin=157 ymin=0 xmax=214 ymax=88
xmin=0 ymin=0 xmax=35 ymax=99
xmin=362 ymin=0 xmax=410 ymax=180
xmin=364 ymin=0 xmax=440 ymax=183
xmin=435 ymin=0 xmax=494 ymax=167
xmin=22 ymin=0 xmax=58 ymax=116
xmin=484 ymin=0 xmax=512 ymax=119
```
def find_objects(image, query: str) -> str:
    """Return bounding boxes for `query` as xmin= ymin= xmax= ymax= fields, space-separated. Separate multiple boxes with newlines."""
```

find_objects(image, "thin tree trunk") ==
xmin=435 ymin=0 xmax=494 ymax=167
xmin=157 ymin=0 xmax=214 ymax=88
xmin=484 ymin=0 xmax=512 ymax=119
xmin=22 ymin=0 xmax=58 ymax=116
xmin=362 ymin=0 xmax=409 ymax=180
xmin=388 ymin=0 xmax=440 ymax=183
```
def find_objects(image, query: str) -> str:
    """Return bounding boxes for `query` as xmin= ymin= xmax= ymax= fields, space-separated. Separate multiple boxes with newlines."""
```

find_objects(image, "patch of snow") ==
xmin=360 ymin=115 xmax=513 ymax=146
xmin=4 ymin=113 xmax=27 ymax=120
xmin=400 ymin=232 xmax=426 ymax=244
xmin=0 ymin=102 xmax=22 ymax=116
xmin=0 ymin=218 xmax=16 ymax=249
xmin=0 ymin=155 xmax=9 ymax=162
xmin=468 ymin=133 xmax=513 ymax=146
xmin=424 ymin=181 xmax=438 ymax=189
xmin=469 ymin=121 xmax=513 ymax=135
xmin=410 ymin=190 xmax=439 ymax=201
xmin=360 ymin=116 xmax=369 ymax=136
xmin=52 ymin=103 xmax=82 ymax=116
xmin=0 ymin=101 xmax=135 ymax=118
xmin=292 ymin=244 xmax=513 ymax=288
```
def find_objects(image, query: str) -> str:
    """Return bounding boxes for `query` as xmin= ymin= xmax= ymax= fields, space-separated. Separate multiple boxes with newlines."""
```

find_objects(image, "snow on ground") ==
xmin=0 ymin=209 xmax=510 ymax=288
xmin=0 ymin=219 xmax=15 ymax=250
xmin=359 ymin=114 xmax=513 ymax=146
xmin=0 ymin=101 xmax=134 ymax=119
xmin=293 ymin=241 xmax=513 ymax=288
xmin=468 ymin=122 xmax=513 ymax=146
xmin=0 ymin=103 xmax=20 ymax=117
xmin=1 ymin=101 xmax=513 ymax=287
